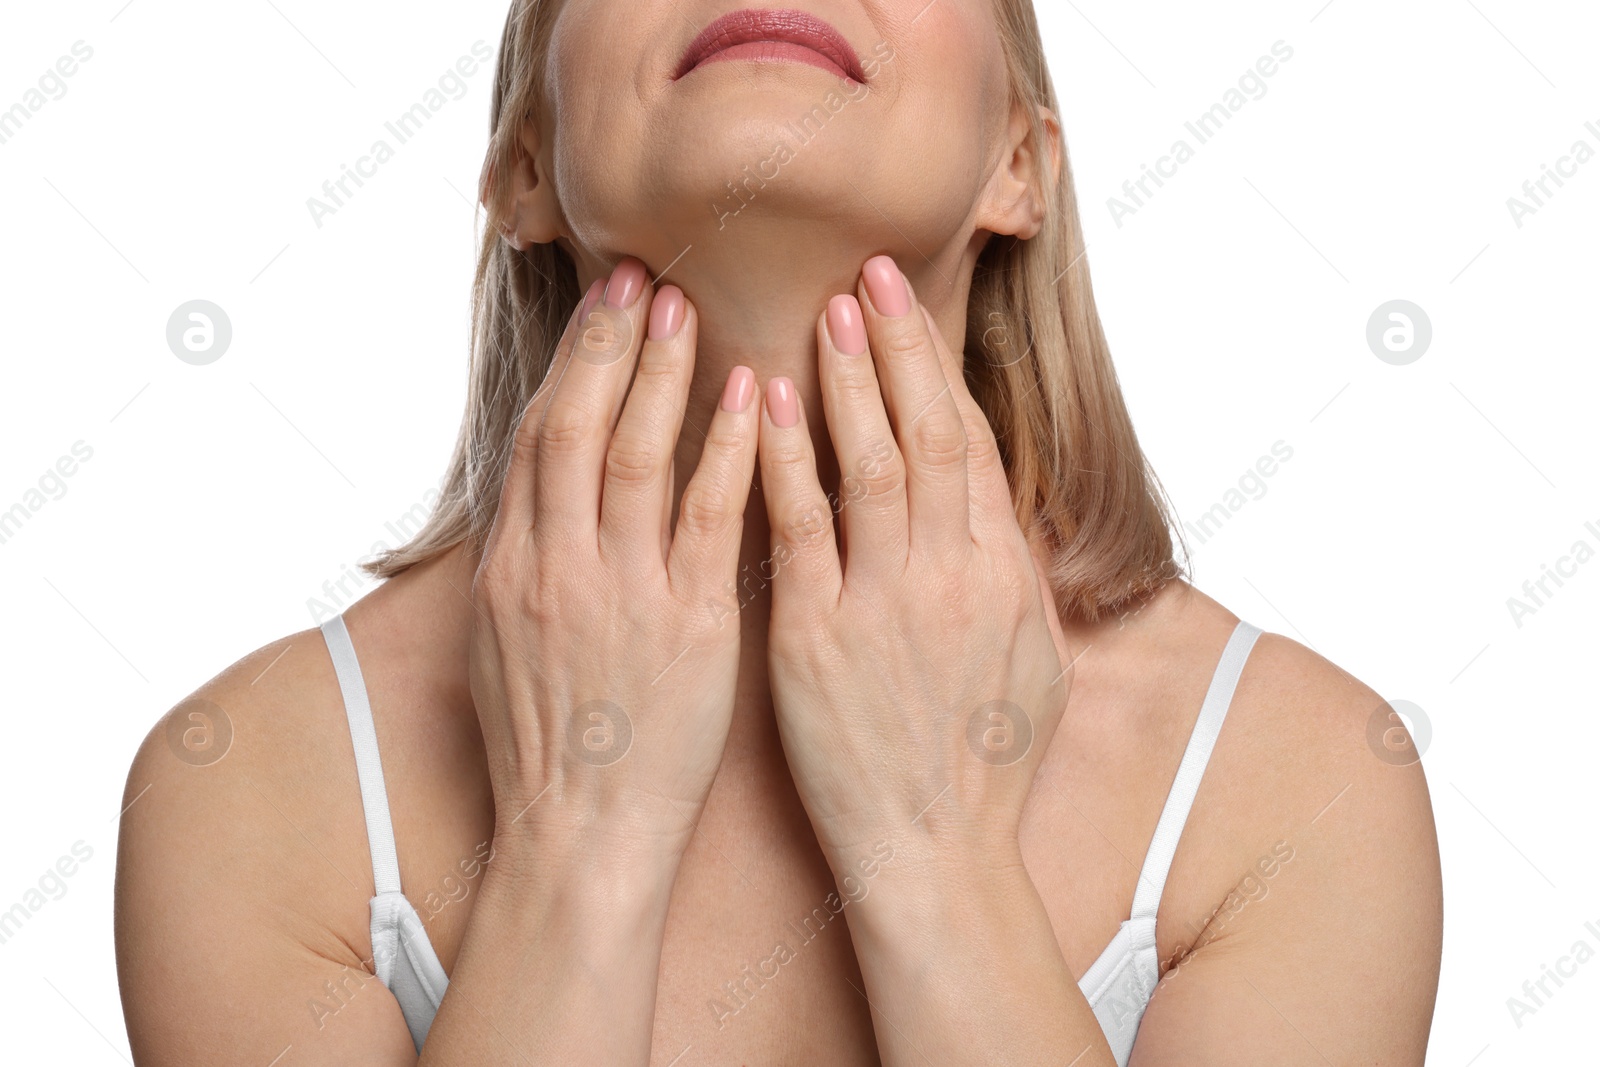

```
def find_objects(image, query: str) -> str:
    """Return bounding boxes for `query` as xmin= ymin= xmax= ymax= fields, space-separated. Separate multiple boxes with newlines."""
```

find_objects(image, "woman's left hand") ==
xmin=756 ymin=254 xmax=1074 ymax=876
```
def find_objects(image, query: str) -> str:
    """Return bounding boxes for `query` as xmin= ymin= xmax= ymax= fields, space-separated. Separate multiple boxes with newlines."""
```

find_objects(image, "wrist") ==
xmin=487 ymin=808 xmax=685 ymax=920
xmin=821 ymin=816 xmax=1025 ymax=892
xmin=492 ymin=778 xmax=699 ymax=874
xmin=841 ymin=835 xmax=1034 ymax=946
xmin=477 ymin=830 xmax=680 ymax=967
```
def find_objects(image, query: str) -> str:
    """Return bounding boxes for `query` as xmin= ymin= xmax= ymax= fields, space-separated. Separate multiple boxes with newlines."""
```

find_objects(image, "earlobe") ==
xmin=486 ymin=117 xmax=562 ymax=251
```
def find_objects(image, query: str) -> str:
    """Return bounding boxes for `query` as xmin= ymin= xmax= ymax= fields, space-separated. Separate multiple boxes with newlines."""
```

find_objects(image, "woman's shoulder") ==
xmin=115 ymin=610 xmax=438 ymax=1059
xmin=1125 ymin=579 xmax=1424 ymax=774
xmin=1123 ymin=581 xmax=1437 ymax=848
xmin=121 ymin=619 xmax=358 ymax=823
xmin=1096 ymin=584 xmax=1443 ymax=1052
xmin=117 ymin=620 xmax=376 ymax=965
xmin=1134 ymin=581 xmax=1441 ymax=1018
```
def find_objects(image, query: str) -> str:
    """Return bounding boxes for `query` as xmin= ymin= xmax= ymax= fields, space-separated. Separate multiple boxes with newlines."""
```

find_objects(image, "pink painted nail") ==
xmin=604 ymin=258 xmax=648 ymax=308
xmin=862 ymin=255 xmax=910 ymax=317
xmin=649 ymin=285 xmax=685 ymax=340
xmin=827 ymin=294 xmax=867 ymax=355
xmin=721 ymin=366 xmax=755 ymax=412
xmin=767 ymin=377 xmax=799 ymax=428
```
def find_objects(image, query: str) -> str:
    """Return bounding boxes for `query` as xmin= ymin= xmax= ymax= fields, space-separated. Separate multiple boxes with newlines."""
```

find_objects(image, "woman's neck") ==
xmin=568 ymin=233 xmax=986 ymax=531
xmin=361 ymin=235 xmax=989 ymax=716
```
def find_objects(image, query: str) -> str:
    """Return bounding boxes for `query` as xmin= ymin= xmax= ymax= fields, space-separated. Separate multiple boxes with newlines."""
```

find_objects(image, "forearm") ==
xmin=844 ymin=841 xmax=1115 ymax=1067
xmin=417 ymin=828 xmax=679 ymax=1065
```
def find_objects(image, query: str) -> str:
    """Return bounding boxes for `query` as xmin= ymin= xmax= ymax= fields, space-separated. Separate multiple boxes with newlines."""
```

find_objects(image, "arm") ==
xmin=846 ymin=844 xmax=1115 ymax=1066
xmin=414 ymin=828 xmax=682 ymax=1063
xmin=410 ymin=260 xmax=761 ymax=1062
xmin=113 ymin=686 xmax=688 ymax=1067
xmin=751 ymin=255 xmax=1443 ymax=1063
xmin=752 ymin=255 xmax=1116 ymax=1064
xmin=1128 ymin=677 xmax=1443 ymax=1064
xmin=116 ymin=699 xmax=421 ymax=1067
xmin=119 ymin=262 xmax=761 ymax=1064
xmin=113 ymin=682 xmax=686 ymax=1067
xmin=838 ymin=668 xmax=1442 ymax=1067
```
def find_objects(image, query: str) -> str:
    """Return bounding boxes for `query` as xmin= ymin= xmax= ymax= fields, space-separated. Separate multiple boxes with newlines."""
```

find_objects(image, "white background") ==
xmin=1 ymin=0 xmax=1595 ymax=1062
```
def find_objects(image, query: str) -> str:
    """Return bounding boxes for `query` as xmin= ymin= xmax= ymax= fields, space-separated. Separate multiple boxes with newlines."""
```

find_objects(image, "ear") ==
xmin=483 ymin=114 xmax=562 ymax=251
xmin=977 ymin=103 xmax=1062 ymax=241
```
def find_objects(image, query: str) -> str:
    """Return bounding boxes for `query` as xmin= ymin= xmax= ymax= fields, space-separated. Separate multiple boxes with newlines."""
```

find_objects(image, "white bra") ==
xmin=319 ymin=613 xmax=1262 ymax=1062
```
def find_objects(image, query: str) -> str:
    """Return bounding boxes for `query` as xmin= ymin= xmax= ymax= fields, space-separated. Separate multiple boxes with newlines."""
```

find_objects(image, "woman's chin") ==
xmin=570 ymin=166 xmax=888 ymax=255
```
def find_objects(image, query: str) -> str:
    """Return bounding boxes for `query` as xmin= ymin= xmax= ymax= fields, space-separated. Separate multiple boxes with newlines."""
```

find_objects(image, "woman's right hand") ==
xmin=467 ymin=257 xmax=759 ymax=865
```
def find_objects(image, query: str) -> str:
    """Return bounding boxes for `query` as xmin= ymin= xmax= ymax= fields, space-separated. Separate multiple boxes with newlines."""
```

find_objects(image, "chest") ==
xmin=384 ymin=706 xmax=1208 ymax=1067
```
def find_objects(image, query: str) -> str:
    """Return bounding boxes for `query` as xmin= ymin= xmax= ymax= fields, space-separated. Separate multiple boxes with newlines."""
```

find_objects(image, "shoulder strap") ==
xmin=1129 ymin=619 xmax=1262 ymax=922
xmin=320 ymin=613 xmax=404 ymax=897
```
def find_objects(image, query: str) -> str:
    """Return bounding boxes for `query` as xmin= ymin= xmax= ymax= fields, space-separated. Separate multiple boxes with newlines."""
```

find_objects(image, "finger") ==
xmin=1035 ymin=553 xmax=1069 ymax=668
xmin=918 ymin=303 xmax=1017 ymax=546
xmin=666 ymin=365 xmax=760 ymax=603
xmin=484 ymin=277 xmax=603 ymax=556
xmin=532 ymin=257 xmax=653 ymax=547
xmin=756 ymin=377 xmax=843 ymax=612
xmin=817 ymin=294 xmax=908 ymax=575
xmin=1033 ymin=549 xmax=1075 ymax=712
xmin=858 ymin=255 xmax=970 ymax=560
xmin=598 ymin=285 xmax=694 ymax=566
xmin=661 ymin=454 xmax=675 ymax=561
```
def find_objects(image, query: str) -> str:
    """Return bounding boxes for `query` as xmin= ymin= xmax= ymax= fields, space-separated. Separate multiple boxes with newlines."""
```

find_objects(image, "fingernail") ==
xmin=649 ymin=285 xmax=685 ymax=340
xmin=827 ymin=294 xmax=867 ymax=355
xmin=767 ymin=377 xmax=799 ymax=428
xmin=721 ymin=365 xmax=755 ymax=412
xmin=604 ymin=258 xmax=647 ymax=308
xmin=862 ymin=255 xmax=910 ymax=317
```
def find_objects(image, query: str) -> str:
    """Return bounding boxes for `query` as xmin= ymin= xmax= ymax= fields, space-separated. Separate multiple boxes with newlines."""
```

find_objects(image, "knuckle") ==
xmin=766 ymin=435 xmax=812 ymax=471
xmin=956 ymin=404 xmax=998 ymax=459
xmin=701 ymin=423 xmax=744 ymax=456
xmin=474 ymin=549 xmax=529 ymax=611
xmin=937 ymin=573 xmax=973 ymax=615
xmin=517 ymin=583 xmax=554 ymax=627
xmin=843 ymin=451 xmax=904 ymax=507
xmin=860 ymin=469 xmax=905 ymax=506
xmin=604 ymin=437 xmax=661 ymax=489
xmin=912 ymin=413 xmax=967 ymax=467
xmin=833 ymin=370 xmax=883 ymax=409
xmin=678 ymin=483 xmax=732 ymax=540
xmin=537 ymin=407 xmax=590 ymax=455
xmin=519 ymin=555 xmax=572 ymax=620
xmin=470 ymin=558 xmax=506 ymax=607
xmin=511 ymin=401 xmax=545 ymax=460
xmin=966 ymin=426 xmax=1002 ymax=472
xmin=878 ymin=323 xmax=927 ymax=363
xmin=779 ymin=501 xmax=833 ymax=551
xmin=631 ymin=349 xmax=679 ymax=387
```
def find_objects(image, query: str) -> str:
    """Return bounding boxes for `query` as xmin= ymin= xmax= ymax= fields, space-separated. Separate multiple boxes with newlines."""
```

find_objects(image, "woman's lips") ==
xmin=674 ymin=8 xmax=866 ymax=83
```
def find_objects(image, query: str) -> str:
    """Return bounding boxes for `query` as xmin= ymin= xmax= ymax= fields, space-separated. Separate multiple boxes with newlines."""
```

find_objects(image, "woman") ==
xmin=115 ymin=1 xmax=1443 ymax=1063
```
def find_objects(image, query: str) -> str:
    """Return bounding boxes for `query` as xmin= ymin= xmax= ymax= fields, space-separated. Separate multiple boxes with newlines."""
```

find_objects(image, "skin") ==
xmin=115 ymin=1 xmax=1443 ymax=1063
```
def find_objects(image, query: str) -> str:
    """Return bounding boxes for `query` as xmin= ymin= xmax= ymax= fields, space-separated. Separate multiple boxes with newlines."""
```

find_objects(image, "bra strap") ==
xmin=1129 ymin=620 xmax=1262 ymax=922
xmin=320 ymin=613 xmax=403 ymax=897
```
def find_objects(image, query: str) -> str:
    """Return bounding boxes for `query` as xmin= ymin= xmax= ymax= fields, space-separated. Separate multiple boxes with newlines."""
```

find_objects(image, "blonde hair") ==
xmin=363 ymin=0 xmax=1186 ymax=622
